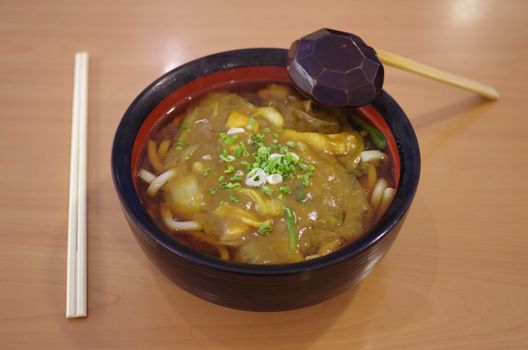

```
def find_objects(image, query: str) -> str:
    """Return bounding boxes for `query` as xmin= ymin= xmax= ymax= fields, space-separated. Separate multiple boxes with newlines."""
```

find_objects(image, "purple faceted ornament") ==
xmin=287 ymin=28 xmax=384 ymax=108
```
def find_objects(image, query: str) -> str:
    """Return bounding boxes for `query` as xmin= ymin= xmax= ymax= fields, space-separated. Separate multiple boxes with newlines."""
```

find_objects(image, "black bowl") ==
xmin=111 ymin=48 xmax=420 ymax=311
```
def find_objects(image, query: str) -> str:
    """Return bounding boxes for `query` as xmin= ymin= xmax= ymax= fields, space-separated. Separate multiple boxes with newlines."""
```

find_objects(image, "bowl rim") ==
xmin=111 ymin=48 xmax=421 ymax=275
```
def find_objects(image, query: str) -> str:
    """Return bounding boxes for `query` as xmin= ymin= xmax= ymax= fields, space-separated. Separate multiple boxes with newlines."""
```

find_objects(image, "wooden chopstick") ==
xmin=66 ymin=51 xmax=89 ymax=319
xmin=375 ymin=48 xmax=499 ymax=100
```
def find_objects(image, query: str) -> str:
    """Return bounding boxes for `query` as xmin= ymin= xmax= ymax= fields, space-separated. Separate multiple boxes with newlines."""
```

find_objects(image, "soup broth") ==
xmin=137 ymin=84 xmax=395 ymax=264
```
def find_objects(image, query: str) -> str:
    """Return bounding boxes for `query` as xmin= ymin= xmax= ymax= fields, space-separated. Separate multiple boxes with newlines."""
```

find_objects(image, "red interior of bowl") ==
xmin=131 ymin=66 xmax=401 ymax=190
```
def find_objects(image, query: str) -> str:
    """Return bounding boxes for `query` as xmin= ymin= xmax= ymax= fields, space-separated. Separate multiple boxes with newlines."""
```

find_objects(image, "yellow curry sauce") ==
xmin=138 ymin=84 xmax=394 ymax=264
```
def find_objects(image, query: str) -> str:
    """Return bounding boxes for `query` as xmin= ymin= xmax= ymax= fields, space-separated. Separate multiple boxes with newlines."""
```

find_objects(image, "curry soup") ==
xmin=136 ymin=84 xmax=395 ymax=264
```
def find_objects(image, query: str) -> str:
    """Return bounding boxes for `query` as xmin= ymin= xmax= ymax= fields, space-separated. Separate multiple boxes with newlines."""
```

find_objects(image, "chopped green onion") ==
xmin=284 ymin=207 xmax=298 ymax=253
xmin=237 ymin=142 xmax=250 ymax=157
xmin=246 ymin=118 xmax=256 ymax=130
xmin=219 ymin=200 xmax=227 ymax=206
xmin=218 ymin=175 xmax=225 ymax=182
xmin=262 ymin=186 xmax=273 ymax=196
xmin=297 ymin=173 xmax=312 ymax=187
xmin=298 ymin=162 xmax=309 ymax=171
xmin=230 ymin=175 xmax=242 ymax=181
xmin=228 ymin=194 xmax=240 ymax=203
xmin=237 ymin=141 xmax=248 ymax=153
xmin=181 ymin=121 xmax=189 ymax=130
xmin=263 ymin=127 xmax=271 ymax=133
xmin=219 ymin=154 xmax=236 ymax=162
xmin=220 ymin=132 xmax=238 ymax=145
xmin=251 ymin=134 xmax=265 ymax=145
xmin=241 ymin=160 xmax=251 ymax=170
xmin=279 ymin=185 xmax=290 ymax=194
xmin=208 ymin=187 xmax=217 ymax=194
xmin=286 ymin=152 xmax=300 ymax=163
xmin=258 ymin=223 xmax=273 ymax=235
xmin=224 ymin=165 xmax=235 ymax=173
xmin=286 ymin=141 xmax=296 ymax=148
xmin=230 ymin=182 xmax=241 ymax=191
xmin=257 ymin=146 xmax=269 ymax=155
xmin=220 ymin=182 xmax=241 ymax=191
xmin=204 ymin=168 xmax=211 ymax=177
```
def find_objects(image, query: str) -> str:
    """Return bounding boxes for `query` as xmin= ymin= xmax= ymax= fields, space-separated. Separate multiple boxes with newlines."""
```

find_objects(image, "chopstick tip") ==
xmin=66 ymin=313 xmax=87 ymax=319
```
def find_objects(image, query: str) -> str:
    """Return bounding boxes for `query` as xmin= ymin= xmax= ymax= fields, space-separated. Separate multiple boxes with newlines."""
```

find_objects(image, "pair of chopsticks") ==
xmin=66 ymin=52 xmax=89 ymax=319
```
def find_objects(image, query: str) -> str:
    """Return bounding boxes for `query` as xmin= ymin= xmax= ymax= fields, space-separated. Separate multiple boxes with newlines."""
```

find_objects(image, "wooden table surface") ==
xmin=1 ymin=1 xmax=527 ymax=349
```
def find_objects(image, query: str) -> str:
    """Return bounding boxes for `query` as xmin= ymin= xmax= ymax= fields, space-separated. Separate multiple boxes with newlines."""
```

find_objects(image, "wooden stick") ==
xmin=66 ymin=53 xmax=81 ymax=319
xmin=375 ymin=48 xmax=499 ymax=100
xmin=76 ymin=52 xmax=88 ymax=318
xmin=66 ymin=51 xmax=89 ymax=319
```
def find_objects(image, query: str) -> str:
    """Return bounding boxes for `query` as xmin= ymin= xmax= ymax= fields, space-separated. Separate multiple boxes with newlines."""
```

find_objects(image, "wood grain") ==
xmin=1 ymin=0 xmax=527 ymax=348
